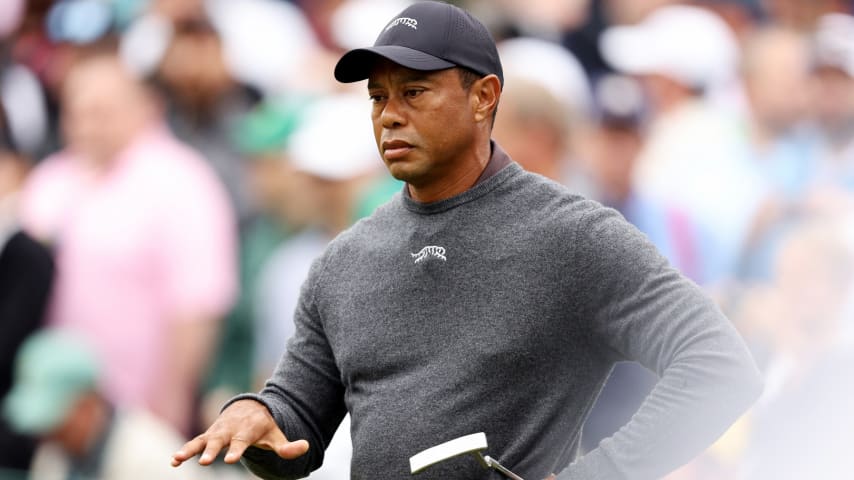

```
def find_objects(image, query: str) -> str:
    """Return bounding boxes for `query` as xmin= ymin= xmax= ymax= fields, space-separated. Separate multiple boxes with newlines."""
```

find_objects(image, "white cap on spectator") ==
xmin=600 ymin=5 xmax=739 ymax=89
xmin=814 ymin=13 xmax=854 ymax=77
xmin=206 ymin=0 xmax=320 ymax=94
xmin=332 ymin=0 xmax=415 ymax=51
xmin=120 ymin=14 xmax=173 ymax=77
xmin=288 ymin=95 xmax=381 ymax=181
xmin=498 ymin=37 xmax=592 ymax=116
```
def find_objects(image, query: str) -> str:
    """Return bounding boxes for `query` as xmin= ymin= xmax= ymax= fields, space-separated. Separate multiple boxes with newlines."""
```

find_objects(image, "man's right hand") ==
xmin=171 ymin=399 xmax=310 ymax=467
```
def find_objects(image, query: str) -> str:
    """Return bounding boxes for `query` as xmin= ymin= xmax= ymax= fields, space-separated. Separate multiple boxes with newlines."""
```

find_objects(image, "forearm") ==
xmin=567 ymin=282 xmax=763 ymax=479
xmin=224 ymin=260 xmax=347 ymax=479
xmin=157 ymin=315 xmax=220 ymax=433
xmin=559 ymin=339 xmax=762 ymax=479
xmin=568 ymin=205 xmax=763 ymax=479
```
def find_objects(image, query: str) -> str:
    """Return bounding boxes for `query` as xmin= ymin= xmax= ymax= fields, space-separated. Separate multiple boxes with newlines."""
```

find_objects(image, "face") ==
xmin=810 ymin=67 xmax=854 ymax=133
xmin=158 ymin=25 xmax=233 ymax=112
xmin=245 ymin=154 xmax=319 ymax=228
xmin=743 ymin=31 xmax=811 ymax=133
xmin=367 ymin=61 xmax=479 ymax=190
xmin=47 ymin=393 xmax=98 ymax=458
xmin=61 ymin=58 xmax=152 ymax=167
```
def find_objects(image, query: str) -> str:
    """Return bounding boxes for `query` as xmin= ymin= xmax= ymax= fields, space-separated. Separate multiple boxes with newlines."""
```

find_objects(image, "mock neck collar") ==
xmin=402 ymin=141 xmax=518 ymax=215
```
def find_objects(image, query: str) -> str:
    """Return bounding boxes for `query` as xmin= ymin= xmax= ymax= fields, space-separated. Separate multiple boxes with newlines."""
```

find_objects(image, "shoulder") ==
xmin=501 ymin=168 xmax=615 ymax=233
xmin=22 ymin=151 xmax=79 ymax=195
xmin=1 ymin=231 xmax=53 ymax=272
xmin=132 ymin=130 xmax=231 ymax=207
xmin=138 ymin=132 xmax=210 ymax=175
xmin=19 ymin=152 xmax=83 ymax=240
xmin=500 ymin=170 xmax=658 ymax=270
xmin=330 ymin=192 xmax=405 ymax=250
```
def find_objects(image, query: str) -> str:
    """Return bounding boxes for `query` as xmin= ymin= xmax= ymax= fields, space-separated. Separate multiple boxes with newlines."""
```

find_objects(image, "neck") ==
xmin=66 ymin=395 xmax=111 ymax=458
xmin=408 ymin=139 xmax=491 ymax=203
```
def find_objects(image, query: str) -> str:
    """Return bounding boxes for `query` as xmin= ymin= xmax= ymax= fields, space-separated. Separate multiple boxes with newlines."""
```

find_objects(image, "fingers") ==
xmin=173 ymin=434 xmax=311 ymax=468
xmin=171 ymin=399 xmax=308 ymax=468
xmin=198 ymin=436 xmax=226 ymax=465
xmin=171 ymin=436 xmax=208 ymax=467
xmin=276 ymin=439 xmax=310 ymax=459
xmin=170 ymin=433 xmax=227 ymax=467
xmin=224 ymin=437 xmax=251 ymax=464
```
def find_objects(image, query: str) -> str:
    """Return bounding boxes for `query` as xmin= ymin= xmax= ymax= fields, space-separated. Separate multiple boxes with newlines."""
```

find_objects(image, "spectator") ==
xmin=585 ymin=74 xmax=709 ymax=283
xmin=253 ymin=93 xmax=383 ymax=383
xmin=253 ymin=94 xmax=385 ymax=479
xmin=3 ymin=328 xmax=212 ymax=480
xmin=740 ymin=218 xmax=854 ymax=479
xmin=130 ymin=2 xmax=257 ymax=219
xmin=497 ymin=37 xmax=593 ymax=119
xmin=492 ymin=77 xmax=575 ymax=182
xmin=0 ymin=99 xmax=54 ymax=476
xmin=18 ymin=51 xmax=237 ymax=435
xmin=810 ymin=13 xmax=854 ymax=190
xmin=599 ymin=4 xmax=765 ymax=283
xmin=492 ymin=37 xmax=592 ymax=188
xmin=761 ymin=0 xmax=846 ymax=30
xmin=199 ymin=97 xmax=311 ymax=432
xmin=735 ymin=26 xmax=822 ymax=281
xmin=581 ymin=74 xmax=702 ymax=450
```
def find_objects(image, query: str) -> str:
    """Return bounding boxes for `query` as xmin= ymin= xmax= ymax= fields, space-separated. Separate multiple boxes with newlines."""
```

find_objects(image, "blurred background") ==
xmin=1 ymin=0 xmax=853 ymax=479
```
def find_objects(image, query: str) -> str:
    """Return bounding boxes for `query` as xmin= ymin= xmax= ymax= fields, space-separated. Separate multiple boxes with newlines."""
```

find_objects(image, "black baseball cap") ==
xmin=334 ymin=1 xmax=503 ymax=87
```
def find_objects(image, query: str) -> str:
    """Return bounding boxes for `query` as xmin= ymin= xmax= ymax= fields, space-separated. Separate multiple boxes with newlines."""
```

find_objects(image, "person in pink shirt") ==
xmin=18 ymin=50 xmax=237 ymax=436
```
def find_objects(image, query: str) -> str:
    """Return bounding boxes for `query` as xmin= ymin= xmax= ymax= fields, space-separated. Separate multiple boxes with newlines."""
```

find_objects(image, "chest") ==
xmin=319 ymin=220 xmax=583 ymax=393
xmin=48 ymin=170 xmax=163 ymax=280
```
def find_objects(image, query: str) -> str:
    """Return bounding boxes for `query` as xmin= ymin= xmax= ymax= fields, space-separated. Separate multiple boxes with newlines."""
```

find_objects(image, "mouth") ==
xmin=382 ymin=139 xmax=414 ymax=161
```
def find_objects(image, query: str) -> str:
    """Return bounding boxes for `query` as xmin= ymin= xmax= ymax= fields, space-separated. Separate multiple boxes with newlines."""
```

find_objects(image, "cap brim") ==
xmin=3 ymin=384 xmax=74 ymax=435
xmin=334 ymin=45 xmax=456 ymax=83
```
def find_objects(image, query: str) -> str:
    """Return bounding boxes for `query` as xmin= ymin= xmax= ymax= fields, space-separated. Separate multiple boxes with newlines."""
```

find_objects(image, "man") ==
xmin=3 ymin=328 xmax=211 ymax=480
xmin=19 ymin=51 xmax=237 ymax=435
xmin=599 ymin=4 xmax=766 ymax=284
xmin=0 ymin=99 xmax=53 ymax=476
xmin=252 ymin=93 xmax=386 ymax=480
xmin=491 ymin=76 xmax=574 ymax=183
xmin=810 ymin=13 xmax=854 ymax=190
xmin=173 ymin=2 xmax=761 ymax=479
xmin=253 ymin=93 xmax=383 ymax=384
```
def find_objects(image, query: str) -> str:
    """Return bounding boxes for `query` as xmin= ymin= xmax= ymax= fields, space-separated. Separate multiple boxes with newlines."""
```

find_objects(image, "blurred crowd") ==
xmin=0 ymin=0 xmax=853 ymax=479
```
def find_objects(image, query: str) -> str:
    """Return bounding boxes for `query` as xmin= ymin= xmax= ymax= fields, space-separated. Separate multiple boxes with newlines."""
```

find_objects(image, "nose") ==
xmin=380 ymin=95 xmax=406 ymax=129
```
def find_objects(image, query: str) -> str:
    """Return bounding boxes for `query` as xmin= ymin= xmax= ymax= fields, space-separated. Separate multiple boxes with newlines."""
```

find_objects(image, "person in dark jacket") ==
xmin=0 ymin=98 xmax=54 ymax=474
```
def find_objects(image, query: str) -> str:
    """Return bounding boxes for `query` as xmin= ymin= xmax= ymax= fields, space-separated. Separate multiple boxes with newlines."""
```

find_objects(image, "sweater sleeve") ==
xmin=225 ymin=255 xmax=347 ymax=480
xmin=558 ymin=205 xmax=762 ymax=480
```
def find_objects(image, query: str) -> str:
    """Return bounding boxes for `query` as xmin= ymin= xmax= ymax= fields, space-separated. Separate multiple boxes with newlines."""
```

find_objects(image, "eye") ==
xmin=404 ymin=88 xmax=423 ymax=99
xmin=369 ymin=93 xmax=386 ymax=103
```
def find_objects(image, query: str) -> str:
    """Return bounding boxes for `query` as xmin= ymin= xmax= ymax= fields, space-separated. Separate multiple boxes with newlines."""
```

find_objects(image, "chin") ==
xmin=386 ymin=162 xmax=418 ymax=183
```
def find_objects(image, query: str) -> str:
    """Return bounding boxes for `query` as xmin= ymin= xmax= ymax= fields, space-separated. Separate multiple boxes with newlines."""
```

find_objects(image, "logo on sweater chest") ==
xmin=411 ymin=245 xmax=447 ymax=264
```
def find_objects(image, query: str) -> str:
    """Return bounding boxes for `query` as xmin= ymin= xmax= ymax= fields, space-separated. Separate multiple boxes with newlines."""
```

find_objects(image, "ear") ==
xmin=471 ymin=74 xmax=501 ymax=124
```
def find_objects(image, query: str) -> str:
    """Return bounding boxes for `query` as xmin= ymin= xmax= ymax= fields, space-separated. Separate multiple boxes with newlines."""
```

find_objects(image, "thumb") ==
xmin=276 ymin=439 xmax=310 ymax=459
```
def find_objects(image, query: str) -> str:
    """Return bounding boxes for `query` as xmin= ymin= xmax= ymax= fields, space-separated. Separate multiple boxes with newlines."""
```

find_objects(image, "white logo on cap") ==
xmin=386 ymin=17 xmax=418 ymax=31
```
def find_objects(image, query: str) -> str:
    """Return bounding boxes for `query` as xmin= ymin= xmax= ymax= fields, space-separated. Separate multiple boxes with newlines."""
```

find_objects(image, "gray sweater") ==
xmin=234 ymin=150 xmax=762 ymax=479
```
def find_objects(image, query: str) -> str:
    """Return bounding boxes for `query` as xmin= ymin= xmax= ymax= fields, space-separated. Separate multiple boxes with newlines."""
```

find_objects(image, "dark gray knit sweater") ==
xmin=233 ymin=149 xmax=761 ymax=480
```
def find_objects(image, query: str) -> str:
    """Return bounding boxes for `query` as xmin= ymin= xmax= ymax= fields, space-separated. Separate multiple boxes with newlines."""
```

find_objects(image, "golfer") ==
xmin=172 ymin=2 xmax=762 ymax=479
